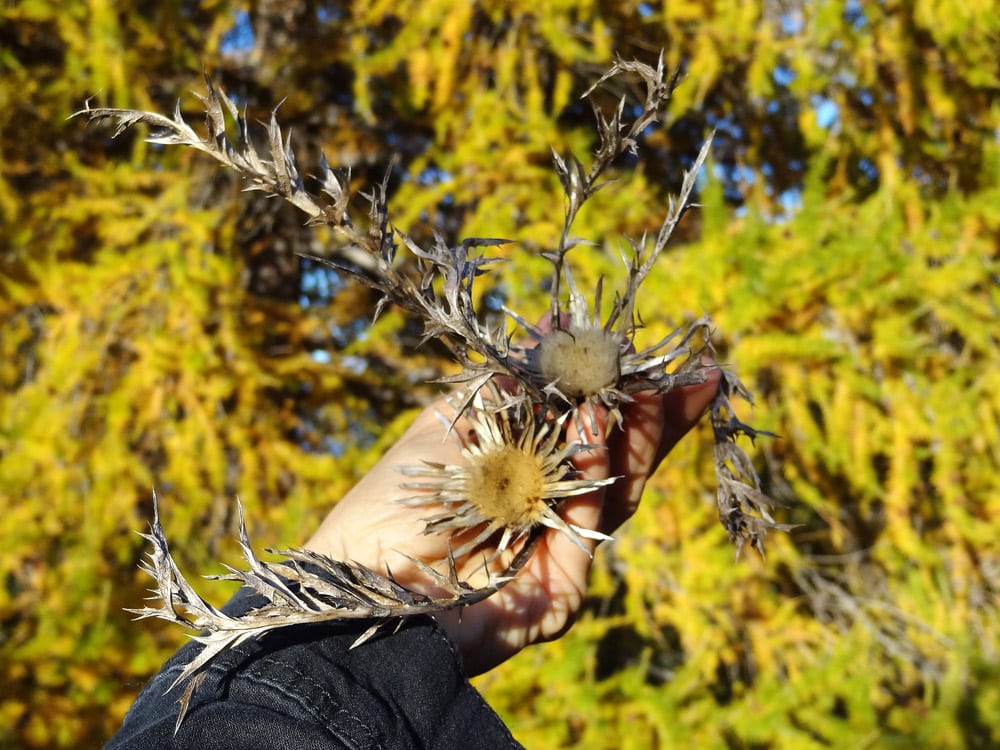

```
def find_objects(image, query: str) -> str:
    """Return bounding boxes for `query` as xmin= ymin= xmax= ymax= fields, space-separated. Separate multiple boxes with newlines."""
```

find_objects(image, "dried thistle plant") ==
xmin=75 ymin=54 xmax=788 ymax=724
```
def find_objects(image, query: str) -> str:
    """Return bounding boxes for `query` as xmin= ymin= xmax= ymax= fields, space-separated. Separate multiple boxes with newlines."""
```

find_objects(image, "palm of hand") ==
xmin=305 ymin=367 xmax=720 ymax=675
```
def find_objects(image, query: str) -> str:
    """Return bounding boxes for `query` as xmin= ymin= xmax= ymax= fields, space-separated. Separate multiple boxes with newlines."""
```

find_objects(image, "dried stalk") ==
xmin=710 ymin=370 xmax=796 ymax=556
xmin=134 ymin=493 xmax=542 ymax=731
xmin=74 ymin=83 xmax=524 ymax=400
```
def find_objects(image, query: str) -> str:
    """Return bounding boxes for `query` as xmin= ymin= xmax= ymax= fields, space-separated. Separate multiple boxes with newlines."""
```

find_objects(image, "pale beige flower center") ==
xmin=468 ymin=445 xmax=548 ymax=528
xmin=536 ymin=326 xmax=621 ymax=398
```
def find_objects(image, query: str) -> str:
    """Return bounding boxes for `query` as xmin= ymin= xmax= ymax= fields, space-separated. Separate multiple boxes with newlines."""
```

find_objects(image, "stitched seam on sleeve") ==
xmin=250 ymin=655 xmax=380 ymax=747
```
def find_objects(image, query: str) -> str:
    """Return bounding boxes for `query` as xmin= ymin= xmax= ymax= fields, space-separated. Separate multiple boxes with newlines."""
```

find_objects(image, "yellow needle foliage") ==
xmin=1 ymin=1 xmax=997 ymax=747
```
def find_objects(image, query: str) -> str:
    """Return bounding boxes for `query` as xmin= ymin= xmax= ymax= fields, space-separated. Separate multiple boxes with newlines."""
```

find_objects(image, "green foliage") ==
xmin=1 ymin=1 xmax=997 ymax=747
xmin=477 ymin=153 xmax=1000 ymax=747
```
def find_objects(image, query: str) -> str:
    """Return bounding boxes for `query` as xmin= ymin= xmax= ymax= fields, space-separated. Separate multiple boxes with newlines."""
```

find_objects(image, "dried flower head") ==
xmin=398 ymin=384 xmax=615 ymax=560
xmin=535 ymin=324 xmax=622 ymax=399
xmin=505 ymin=270 xmax=712 ymax=428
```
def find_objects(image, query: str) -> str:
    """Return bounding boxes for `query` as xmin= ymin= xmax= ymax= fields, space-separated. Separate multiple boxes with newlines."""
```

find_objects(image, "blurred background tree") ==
xmin=0 ymin=0 xmax=997 ymax=747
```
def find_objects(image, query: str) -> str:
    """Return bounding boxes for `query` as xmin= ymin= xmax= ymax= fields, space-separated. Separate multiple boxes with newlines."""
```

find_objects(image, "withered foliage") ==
xmin=75 ymin=55 xmax=787 ymax=727
xmin=133 ymin=493 xmax=539 ymax=732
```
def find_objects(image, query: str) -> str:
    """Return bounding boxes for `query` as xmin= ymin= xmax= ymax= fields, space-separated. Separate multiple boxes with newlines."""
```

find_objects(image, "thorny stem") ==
xmin=548 ymin=55 xmax=685 ymax=327
xmin=135 ymin=493 xmax=546 ymax=731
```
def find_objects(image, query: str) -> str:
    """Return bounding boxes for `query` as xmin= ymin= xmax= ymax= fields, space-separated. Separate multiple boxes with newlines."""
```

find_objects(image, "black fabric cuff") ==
xmin=105 ymin=588 xmax=522 ymax=749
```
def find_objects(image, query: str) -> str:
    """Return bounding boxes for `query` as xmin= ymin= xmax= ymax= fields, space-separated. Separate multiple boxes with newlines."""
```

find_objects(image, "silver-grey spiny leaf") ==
xmin=134 ymin=492 xmax=541 ymax=732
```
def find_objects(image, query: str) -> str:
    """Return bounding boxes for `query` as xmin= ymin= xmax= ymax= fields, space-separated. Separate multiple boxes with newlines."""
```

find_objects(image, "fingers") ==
xmin=601 ymin=360 xmax=722 ymax=534
xmin=653 ymin=360 xmax=722 ymax=468
xmin=601 ymin=391 xmax=666 ymax=533
xmin=555 ymin=402 xmax=611 ymax=561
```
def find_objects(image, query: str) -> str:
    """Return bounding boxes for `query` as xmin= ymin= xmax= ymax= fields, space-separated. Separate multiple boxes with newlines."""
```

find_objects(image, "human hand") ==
xmin=304 ymin=362 xmax=721 ymax=676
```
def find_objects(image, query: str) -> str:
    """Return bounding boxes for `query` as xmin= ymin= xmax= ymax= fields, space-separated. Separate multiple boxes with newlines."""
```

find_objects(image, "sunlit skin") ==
xmin=305 ymin=360 xmax=720 ymax=676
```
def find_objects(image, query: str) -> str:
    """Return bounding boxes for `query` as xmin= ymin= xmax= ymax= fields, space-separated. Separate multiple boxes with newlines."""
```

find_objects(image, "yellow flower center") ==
xmin=536 ymin=325 xmax=621 ymax=398
xmin=468 ymin=444 xmax=548 ymax=529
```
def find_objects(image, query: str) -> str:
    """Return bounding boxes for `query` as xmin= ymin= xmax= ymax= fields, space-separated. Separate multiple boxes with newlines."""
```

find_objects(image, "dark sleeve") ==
xmin=105 ymin=589 xmax=522 ymax=750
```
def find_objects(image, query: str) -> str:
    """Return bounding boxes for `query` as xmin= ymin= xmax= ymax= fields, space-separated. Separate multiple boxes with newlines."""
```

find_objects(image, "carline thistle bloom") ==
xmin=505 ymin=269 xmax=713 ymax=429
xmin=397 ymin=383 xmax=617 ymax=560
